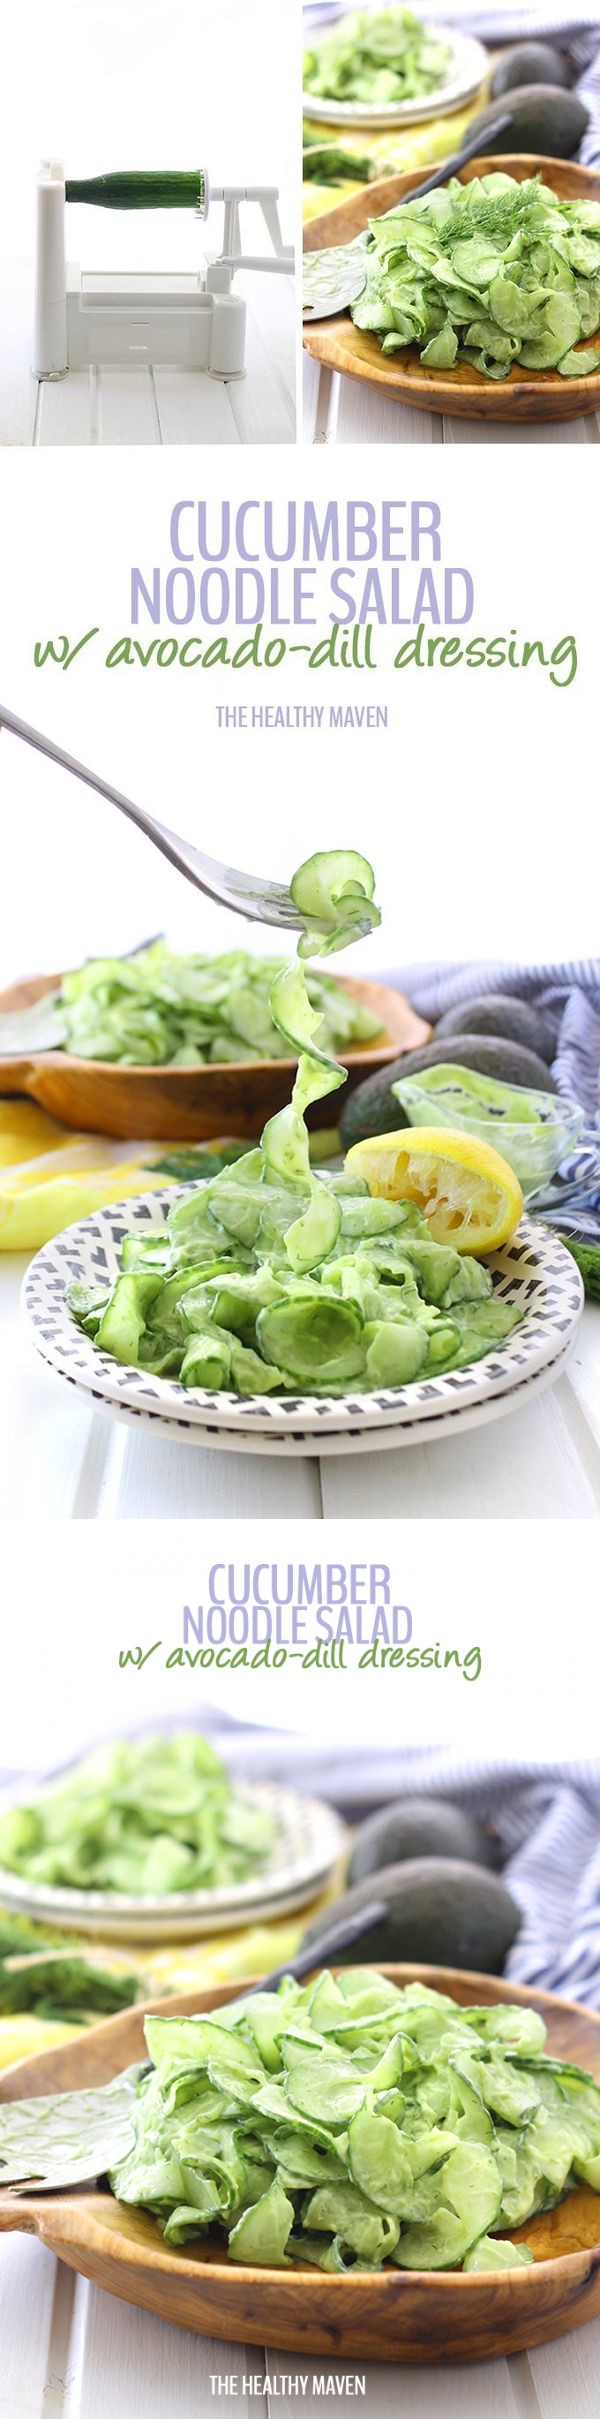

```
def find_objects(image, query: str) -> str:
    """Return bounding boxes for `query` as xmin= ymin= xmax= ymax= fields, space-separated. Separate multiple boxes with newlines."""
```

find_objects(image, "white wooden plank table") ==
xmin=0 ymin=1253 xmax=597 ymax=1521
xmin=303 ymin=351 xmax=600 ymax=445
xmin=2 ymin=2230 xmax=600 ymax=2418
xmin=0 ymin=262 xmax=295 ymax=447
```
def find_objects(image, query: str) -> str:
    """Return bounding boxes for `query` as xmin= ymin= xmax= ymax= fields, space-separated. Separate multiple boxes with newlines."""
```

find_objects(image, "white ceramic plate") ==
xmin=303 ymin=21 xmax=487 ymax=127
xmin=23 ymin=1190 xmax=584 ymax=1453
xmin=0 ymin=1780 xmax=345 ymax=1941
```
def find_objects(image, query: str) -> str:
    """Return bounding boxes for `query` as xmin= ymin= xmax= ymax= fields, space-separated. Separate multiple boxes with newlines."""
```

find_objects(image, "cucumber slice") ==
xmin=493 ymin=2138 xmax=545 ymax=2228
xmin=394 ymin=2207 xmax=471 ymax=2270
xmin=286 ymin=2059 xmax=368 ymax=2125
xmin=290 ymin=851 xmax=380 ymax=959
xmin=365 ymin=1321 xmax=428 ymax=1387
xmin=96 ymin=1272 xmax=163 ymax=1364
xmin=228 ymin=2179 xmax=294 ymax=2267
xmin=285 ymin=1185 xmax=342 ymax=1275
xmin=480 ymin=2059 xmax=542 ymax=2125
xmin=450 ymin=2058 xmax=495 ymax=2146
xmin=256 ymin=1298 xmax=366 ymax=1384
xmin=575 ymin=2151 xmax=600 ymax=2188
xmin=269 ymin=961 xmax=332 ymax=1067
xmin=349 ymin=2107 xmax=435 ymax=2216
xmin=303 ymin=2182 xmax=399 ymax=2265
xmin=179 ymin=1332 xmax=232 ymax=1390
xmin=394 ymin=2143 xmax=502 ymax=2270
xmin=464 ymin=2236 xmax=534 ymax=2272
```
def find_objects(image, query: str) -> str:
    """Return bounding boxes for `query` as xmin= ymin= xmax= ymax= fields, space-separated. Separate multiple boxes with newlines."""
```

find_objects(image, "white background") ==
xmin=0 ymin=1519 xmax=593 ymax=1771
xmin=0 ymin=0 xmax=296 ymax=272
xmin=0 ymin=446 xmax=596 ymax=985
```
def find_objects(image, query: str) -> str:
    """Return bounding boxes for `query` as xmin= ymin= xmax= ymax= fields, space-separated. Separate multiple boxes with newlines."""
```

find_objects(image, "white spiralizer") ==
xmin=32 ymin=164 xmax=294 ymax=380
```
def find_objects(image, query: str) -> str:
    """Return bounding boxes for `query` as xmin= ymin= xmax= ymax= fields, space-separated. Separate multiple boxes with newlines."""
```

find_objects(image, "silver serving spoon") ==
xmin=0 ymin=701 xmax=301 ymax=934
xmin=303 ymin=111 xmax=512 ymax=320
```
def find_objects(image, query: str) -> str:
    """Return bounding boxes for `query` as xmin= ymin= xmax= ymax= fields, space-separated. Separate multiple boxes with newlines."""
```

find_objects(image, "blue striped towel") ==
xmin=189 ymin=1728 xmax=600 ymax=2010
xmin=380 ymin=957 xmax=600 ymax=1245
xmin=303 ymin=4 xmax=600 ymax=164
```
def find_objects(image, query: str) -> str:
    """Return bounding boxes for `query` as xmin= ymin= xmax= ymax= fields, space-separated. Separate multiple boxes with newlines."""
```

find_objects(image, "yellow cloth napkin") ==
xmin=0 ymin=1106 xmax=169 ymax=1250
xmin=0 ymin=1904 xmax=332 ymax=2070
xmin=0 ymin=1102 xmax=204 ymax=1250
xmin=303 ymin=93 xmax=484 ymax=220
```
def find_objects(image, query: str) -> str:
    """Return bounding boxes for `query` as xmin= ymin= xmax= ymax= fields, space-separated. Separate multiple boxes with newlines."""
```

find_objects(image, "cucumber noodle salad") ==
xmin=106 ymin=1973 xmax=600 ymax=2266
xmin=350 ymin=174 xmax=600 ymax=381
xmin=68 ymin=849 xmax=522 ymax=1397
xmin=0 ymin=1734 xmax=277 ymax=1898
xmin=304 ymin=11 xmax=451 ymax=108
xmin=53 ymin=948 xmax=383 ymax=1069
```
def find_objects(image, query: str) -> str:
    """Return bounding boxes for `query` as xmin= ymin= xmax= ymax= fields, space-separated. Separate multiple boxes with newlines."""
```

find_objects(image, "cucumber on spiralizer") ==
xmin=65 ymin=171 xmax=206 ymax=211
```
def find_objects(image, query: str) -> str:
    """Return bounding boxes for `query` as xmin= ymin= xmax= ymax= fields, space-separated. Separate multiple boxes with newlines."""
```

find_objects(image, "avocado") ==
xmin=491 ymin=44 xmax=573 ymax=98
xmin=467 ymin=87 xmax=588 ymax=160
xmin=347 ymin=1797 xmax=497 ymax=1888
xmin=436 ymin=994 xmax=556 ymax=1065
xmin=302 ymin=1858 xmax=520 ymax=1975
xmin=339 ymin=1035 xmax=558 ymax=1152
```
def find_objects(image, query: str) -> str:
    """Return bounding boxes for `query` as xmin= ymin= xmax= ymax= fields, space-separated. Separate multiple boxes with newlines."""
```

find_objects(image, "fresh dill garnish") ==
xmin=437 ymin=179 xmax=545 ymax=251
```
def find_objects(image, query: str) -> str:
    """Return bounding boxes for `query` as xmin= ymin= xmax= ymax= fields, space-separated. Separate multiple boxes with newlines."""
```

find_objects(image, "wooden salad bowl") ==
xmin=304 ymin=156 xmax=600 ymax=422
xmin=2 ymin=1965 xmax=600 ymax=2363
xmin=0 ymin=972 xmax=429 ymax=1143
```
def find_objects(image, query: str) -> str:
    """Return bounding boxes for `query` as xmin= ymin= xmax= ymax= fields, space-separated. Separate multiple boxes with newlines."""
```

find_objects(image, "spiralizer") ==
xmin=32 ymin=166 xmax=293 ymax=380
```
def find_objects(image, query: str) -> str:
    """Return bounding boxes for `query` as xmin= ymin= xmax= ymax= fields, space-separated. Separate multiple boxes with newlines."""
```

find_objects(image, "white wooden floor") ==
xmin=0 ymin=262 xmax=296 ymax=446
xmin=2 ymin=2229 xmax=600 ymax=2418
xmin=303 ymin=352 xmax=600 ymax=446
xmin=0 ymin=1254 xmax=598 ymax=1520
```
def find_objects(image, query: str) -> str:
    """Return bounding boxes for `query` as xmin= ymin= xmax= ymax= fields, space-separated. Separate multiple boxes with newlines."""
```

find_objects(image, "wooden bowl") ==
xmin=0 ymin=972 xmax=429 ymax=1143
xmin=2 ymin=1965 xmax=600 ymax=2363
xmin=304 ymin=156 xmax=600 ymax=422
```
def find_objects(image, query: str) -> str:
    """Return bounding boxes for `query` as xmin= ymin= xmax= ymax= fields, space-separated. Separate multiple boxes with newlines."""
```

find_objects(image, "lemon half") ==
xmin=345 ymin=1126 xmax=524 ymax=1254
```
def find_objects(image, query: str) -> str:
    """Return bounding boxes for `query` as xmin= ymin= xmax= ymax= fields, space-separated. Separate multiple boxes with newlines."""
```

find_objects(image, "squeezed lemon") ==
xmin=345 ymin=1126 xmax=524 ymax=1253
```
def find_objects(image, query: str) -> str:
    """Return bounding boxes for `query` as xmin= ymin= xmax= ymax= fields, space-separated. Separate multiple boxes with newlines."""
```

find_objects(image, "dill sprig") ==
xmin=437 ymin=179 xmax=546 ymax=252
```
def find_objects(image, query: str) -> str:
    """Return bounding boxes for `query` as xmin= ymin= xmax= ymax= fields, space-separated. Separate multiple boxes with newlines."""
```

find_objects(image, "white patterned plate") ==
xmin=23 ymin=1189 xmax=584 ymax=1453
xmin=303 ymin=24 xmax=487 ymax=127
xmin=0 ymin=1781 xmax=345 ymax=1941
xmin=26 ymin=1328 xmax=578 ymax=1456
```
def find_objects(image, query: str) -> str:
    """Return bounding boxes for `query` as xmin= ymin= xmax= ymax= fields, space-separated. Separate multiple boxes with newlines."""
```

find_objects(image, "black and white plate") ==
xmin=22 ymin=1188 xmax=584 ymax=1455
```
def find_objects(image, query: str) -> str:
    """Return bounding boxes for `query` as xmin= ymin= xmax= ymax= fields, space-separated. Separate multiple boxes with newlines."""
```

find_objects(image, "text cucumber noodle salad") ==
xmin=68 ymin=850 xmax=524 ymax=1398
xmin=303 ymin=10 xmax=451 ymax=109
xmin=351 ymin=175 xmax=600 ymax=381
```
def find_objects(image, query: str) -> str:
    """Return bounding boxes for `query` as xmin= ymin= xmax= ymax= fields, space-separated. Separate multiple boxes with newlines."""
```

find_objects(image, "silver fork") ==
xmin=0 ymin=702 xmax=301 ymax=932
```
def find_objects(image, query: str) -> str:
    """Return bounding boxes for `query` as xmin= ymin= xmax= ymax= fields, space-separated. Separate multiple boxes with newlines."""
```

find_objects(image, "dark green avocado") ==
xmin=302 ymin=1858 xmax=521 ymax=1974
xmin=490 ymin=44 xmax=573 ymax=97
xmin=468 ymin=86 xmax=588 ymax=159
xmin=435 ymin=994 xmax=556 ymax=1064
xmin=339 ymin=1034 xmax=558 ymax=1152
xmin=347 ymin=1797 xmax=497 ymax=1888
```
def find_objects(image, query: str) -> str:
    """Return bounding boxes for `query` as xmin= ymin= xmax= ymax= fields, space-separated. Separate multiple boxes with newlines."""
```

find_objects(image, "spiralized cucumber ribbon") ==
xmin=351 ymin=174 xmax=600 ymax=383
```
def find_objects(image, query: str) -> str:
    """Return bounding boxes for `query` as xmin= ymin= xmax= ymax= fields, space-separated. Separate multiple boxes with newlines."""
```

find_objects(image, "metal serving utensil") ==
xmin=0 ymin=701 xmax=301 ymax=934
xmin=302 ymin=111 xmax=512 ymax=320
xmin=0 ymin=1898 xmax=387 ymax=2192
